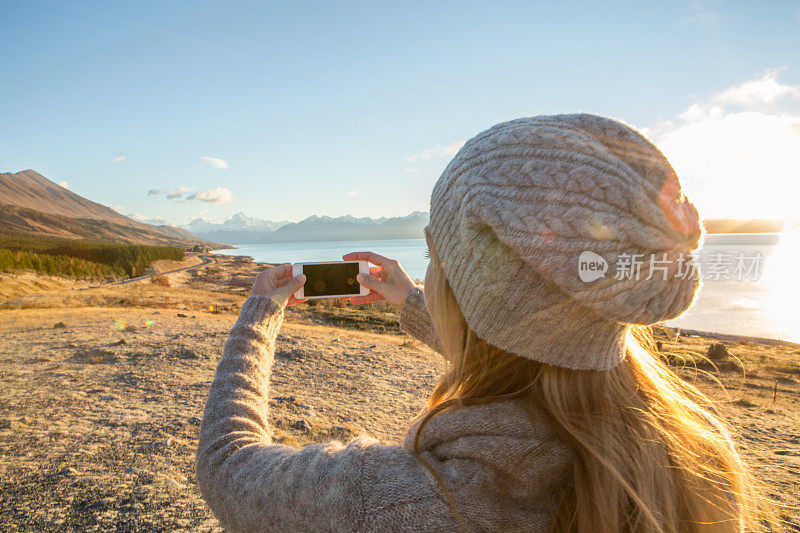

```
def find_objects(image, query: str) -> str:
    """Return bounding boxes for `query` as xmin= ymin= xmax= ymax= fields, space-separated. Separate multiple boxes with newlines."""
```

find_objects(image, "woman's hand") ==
xmin=251 ymin=264 xmax=307 ymax=308
xmin=341 ymin=251 xmax=417 ymax=307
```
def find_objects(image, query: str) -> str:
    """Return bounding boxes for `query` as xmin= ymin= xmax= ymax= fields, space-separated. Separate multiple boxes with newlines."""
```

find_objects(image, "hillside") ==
xmin=0 ymin=170 xmax=211 ymax=247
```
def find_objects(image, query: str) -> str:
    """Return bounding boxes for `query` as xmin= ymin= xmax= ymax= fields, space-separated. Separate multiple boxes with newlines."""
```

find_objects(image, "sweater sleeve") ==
xmin=398 ymin=286 xmax=444 ymax=355
xmin=195 ymin=295 xmax=458 ymax=532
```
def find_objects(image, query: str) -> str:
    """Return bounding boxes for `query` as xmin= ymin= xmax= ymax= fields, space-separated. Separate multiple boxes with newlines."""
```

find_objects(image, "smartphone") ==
xmin=292 ymin=260 xmax=370 ymax=300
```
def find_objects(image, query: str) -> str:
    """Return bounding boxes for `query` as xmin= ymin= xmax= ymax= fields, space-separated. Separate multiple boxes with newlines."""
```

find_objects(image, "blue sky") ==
xmin=2 ymin=1 xmax=799 ymax=225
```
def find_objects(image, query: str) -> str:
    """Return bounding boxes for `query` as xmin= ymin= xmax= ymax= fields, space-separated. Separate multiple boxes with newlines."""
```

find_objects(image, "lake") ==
xmin=213 ymin=232 xmax=800 ymax=343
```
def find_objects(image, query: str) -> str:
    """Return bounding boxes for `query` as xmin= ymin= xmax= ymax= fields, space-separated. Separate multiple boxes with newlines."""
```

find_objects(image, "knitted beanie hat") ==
xmin=428 ymin=113 xmax=702 ymax=371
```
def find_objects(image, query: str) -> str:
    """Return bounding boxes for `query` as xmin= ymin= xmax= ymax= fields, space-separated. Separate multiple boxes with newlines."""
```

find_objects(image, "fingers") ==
xmin=369 ymin=266 xmax=381 ymax=278
xmin=342 ymin=251 xmax=394 ymax=267
xmin=356 ymin=272 xmax=385 ymax=293
xmin=348 ymin=291 xmax=385 ymax=305
xmin=287 ymin=295 xmax=307 ymax=307
xmin=273 ymin=263 xmax=292 ymax=278
xmin=259 ymin=263 xmax=292 ymax=285
xmin=275 ymin=273 xmax=306 ymax=300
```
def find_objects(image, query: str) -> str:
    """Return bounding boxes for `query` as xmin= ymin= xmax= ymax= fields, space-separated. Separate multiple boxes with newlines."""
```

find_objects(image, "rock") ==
xmin=775 ymin=450 xmax=800 ymax=456
xmin=55 ymin=467 xmax=77 ymax=477
xmin=53 ymin=322 xmax=67 ymax=329
xmin=161 ymin=476 xmax=183 ymax=489
xmin=152 ymin=311 xmax=160 ymax=315
xmin=172 ymin=347 xmax=200 ymax=359
xmin=99 ymin=395 xmax=120 ymax=401
xmin=298 ymin=403 xmax=312 ymax=410
xmin=274 ymin=396 xmax=296 ymax=403
xmin=188 ymin=416 xmax=202 ymax=426
xmin=275 ymin=348 xmax=305 ymax=361
xmin=177 ymin=313 xmax=189 ymax=318
xmin=68 ymin=342 xmax=78 ymax=348
xmin=707 ymin=343 xmax=731 ymax=360
xmin=291 ymin=419 xmax=312 ymax=432
xmin=69 ymin=348 xmax=118 ymax=364
xmin=330 ymin=425 xmax=356 ymax=440
xmin=114 ymin=339 xmax=127 ymax=345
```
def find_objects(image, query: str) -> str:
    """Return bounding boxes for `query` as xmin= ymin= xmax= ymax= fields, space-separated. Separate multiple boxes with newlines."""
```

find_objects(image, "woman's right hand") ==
xmin=341 ymin=251 xmax=417 ymax=306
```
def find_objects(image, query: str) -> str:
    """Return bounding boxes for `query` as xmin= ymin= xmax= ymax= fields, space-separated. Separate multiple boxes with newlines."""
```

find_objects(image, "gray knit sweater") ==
xmin=196 ymin=287 xmax=573 ymax=532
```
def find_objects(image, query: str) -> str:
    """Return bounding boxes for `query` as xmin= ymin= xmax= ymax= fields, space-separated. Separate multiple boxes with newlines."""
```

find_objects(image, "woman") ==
xmin=196 ymin=114 xmax=770 ymax=532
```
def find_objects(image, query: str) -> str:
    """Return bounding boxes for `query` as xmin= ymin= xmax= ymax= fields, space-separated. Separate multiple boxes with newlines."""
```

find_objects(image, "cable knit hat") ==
xmin=428 ymin=113 xmax=702 ymax=371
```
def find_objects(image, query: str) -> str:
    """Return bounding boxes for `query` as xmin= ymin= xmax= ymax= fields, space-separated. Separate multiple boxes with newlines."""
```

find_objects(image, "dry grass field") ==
xmin=0 ymin=254 xmax=798 ymax=530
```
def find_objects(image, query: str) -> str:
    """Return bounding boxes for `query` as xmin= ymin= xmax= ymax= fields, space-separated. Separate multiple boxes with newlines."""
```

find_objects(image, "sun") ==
xmin=766 ymin=221 xmax=800 ymax=343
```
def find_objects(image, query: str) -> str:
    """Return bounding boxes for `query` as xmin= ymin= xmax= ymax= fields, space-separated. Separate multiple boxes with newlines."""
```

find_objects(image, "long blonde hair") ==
xmin=412 ymin=246 xmax=777 ymax=532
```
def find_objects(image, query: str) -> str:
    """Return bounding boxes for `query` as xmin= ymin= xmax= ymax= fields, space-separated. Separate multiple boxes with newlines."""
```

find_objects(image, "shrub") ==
xmin=150 ymin=275 xmax=172 ymax=287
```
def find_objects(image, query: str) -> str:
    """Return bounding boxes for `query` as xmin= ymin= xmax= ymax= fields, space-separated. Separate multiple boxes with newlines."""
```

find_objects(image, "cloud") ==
xmin=58 ymin=181 xmax=69 ymax=189
xmin=148 ymin=186 xmax=193 ymax=200
xmin=405 ymin=168 xmax=420 ymax=174
xmin=185 ymin=187 xmax=234 ymax=204
xmin=199 ymin=156 xmax=229 ymax=170
xmin=129 ymin=213 xmax=169 ymax=225
xmin=346 ymin=190 xmax=359 ymax=198
xmin=112 ymin=205 xmax=125 ymax=212
xmin=167 ymin=186 xmax=192 ymax=199
xmin=112 ymin=156 xmax=126 ymax=164
xmin=640 ymin=68 xmax=800 ymax=219
xmin=407 ymin=141 xmax=465 ymax=162
xmin=682 ymin=0 xmax=719 ymax=24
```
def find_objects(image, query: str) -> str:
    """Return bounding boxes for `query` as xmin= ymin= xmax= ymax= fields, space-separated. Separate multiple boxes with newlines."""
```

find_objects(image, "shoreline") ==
xmin=664 ymin=327 xmax=800 ymax=349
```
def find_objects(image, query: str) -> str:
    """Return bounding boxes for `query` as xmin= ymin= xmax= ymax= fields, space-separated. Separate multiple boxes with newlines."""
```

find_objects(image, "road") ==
xmin=106 ymin=254 xmax=213 ymax=286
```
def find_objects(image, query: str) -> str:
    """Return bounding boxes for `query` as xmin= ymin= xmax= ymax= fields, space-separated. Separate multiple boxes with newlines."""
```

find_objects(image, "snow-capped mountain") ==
xmin=264 ymin=211 xmax=428 ymax=243
xmin=182 ymin=211 xmax=428 ymax=244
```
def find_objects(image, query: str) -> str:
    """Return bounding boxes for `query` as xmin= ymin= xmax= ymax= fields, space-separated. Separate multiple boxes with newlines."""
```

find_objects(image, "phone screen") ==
xmin=302 ymin=263 xmax=360 ymax=297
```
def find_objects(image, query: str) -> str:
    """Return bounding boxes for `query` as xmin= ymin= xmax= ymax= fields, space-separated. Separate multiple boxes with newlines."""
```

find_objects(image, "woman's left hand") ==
xmin=251 ymin=264 xmax=307 ymax=307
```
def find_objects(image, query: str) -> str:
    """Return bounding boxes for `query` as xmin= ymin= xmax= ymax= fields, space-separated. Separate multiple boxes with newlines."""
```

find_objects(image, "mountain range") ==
xmin=182 ymin=210 xmax=800 ymax=245
xmin=0 ymin=170 xmax=207 ymax=247
xmin=182 ymin=212 xmax=429 ymax=243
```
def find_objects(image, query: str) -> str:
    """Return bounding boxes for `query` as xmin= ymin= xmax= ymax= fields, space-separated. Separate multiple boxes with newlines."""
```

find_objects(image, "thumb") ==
xmin=276 ymin=274 xmax=306 ymax=299
xmin=357 ymin=273 xmax=385 ymax=293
